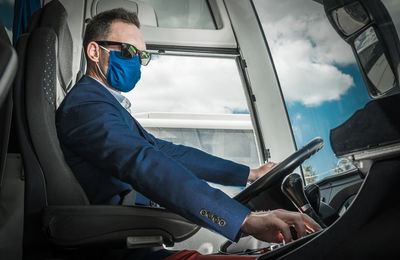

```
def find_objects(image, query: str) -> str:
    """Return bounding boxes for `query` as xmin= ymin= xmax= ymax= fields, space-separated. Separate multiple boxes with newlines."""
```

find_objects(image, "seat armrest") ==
xmin=43 ymin=205 xmax=200 ymax=248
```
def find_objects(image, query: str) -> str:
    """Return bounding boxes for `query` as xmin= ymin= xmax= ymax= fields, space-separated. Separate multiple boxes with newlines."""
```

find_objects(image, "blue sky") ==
xmin=287 ymin=64 xmax=370 ymax=179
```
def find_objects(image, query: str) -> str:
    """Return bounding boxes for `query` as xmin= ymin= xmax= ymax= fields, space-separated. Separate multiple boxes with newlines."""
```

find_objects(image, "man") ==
xmin=56 ymin=8 xmax=321 ymax=260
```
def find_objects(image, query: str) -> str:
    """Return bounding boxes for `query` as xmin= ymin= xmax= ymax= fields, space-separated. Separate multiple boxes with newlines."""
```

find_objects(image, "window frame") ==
xmin=136 ymin=46 xmax=265 ymax=168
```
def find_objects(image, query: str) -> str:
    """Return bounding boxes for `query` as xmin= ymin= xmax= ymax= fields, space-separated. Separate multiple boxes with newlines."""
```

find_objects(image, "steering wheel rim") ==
xmin=234 ymin=137 xmax=324 ymax=204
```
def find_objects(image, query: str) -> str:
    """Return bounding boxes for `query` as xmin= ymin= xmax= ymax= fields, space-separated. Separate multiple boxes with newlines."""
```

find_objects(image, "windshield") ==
xmin=254 ymin=0 xmax=372 ymax=184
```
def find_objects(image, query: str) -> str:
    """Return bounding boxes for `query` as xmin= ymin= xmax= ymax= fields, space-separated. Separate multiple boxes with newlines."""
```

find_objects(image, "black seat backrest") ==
xmin=0 ymin=21 xmax=21 ymax=259
xmin=13 ymin=0 xmax=88 ymax=249
xmin=0 ymin=21 xmax=17 ymax=187
xmin=23 ymin=0 xmax=89 ymax=206
xmin=14 ymin=32 xmax=49 ymax=248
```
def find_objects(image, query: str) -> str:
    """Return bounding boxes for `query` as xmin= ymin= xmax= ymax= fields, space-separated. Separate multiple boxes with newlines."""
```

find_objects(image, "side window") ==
xmin=127 ymin=54 xmax=260 ymax=169
xmin=253 ymin=0 xmax=371 ymax=184
xmin=0 ymin=0 xmax=15 ymax=41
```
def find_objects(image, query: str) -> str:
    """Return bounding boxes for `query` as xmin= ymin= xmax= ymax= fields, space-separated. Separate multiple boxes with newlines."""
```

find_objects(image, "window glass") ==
xmin=129 ymin=55 xmax=249 ymax=114
xmin=146 ymin=127 xmax=259 ymax=168
xmin=0 ymin=0 xmax=15 ymax=41
xmin=127 ymin=54 xmax=260 ymax=170
xmin=141 ymin=0 xmax=216 ymax=29
xmin=254 ymin=0 xmax=371 ymax=184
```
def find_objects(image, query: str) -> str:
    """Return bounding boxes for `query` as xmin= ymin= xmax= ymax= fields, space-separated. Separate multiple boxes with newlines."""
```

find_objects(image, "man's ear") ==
xmin=86 ymin=41 xmax=100 ymax=63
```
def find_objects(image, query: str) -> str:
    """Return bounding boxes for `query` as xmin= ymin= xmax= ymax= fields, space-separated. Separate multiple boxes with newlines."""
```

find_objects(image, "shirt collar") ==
xmin=88 ymin=75 xmax=132 ymax=112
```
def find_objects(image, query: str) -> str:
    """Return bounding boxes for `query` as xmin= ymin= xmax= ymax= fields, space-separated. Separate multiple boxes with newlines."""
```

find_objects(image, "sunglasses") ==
xmin=95 ymin=41 xmax=151 ymax=66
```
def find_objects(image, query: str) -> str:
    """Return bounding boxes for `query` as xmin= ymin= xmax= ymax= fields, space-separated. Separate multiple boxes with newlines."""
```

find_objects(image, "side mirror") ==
xmin=331 ymin=2 xmax=370 ymax=36
xmin=354 ymin=26 xmax=396 ymax=96
xmin=324 ymin=0 xmax=399 ymax=98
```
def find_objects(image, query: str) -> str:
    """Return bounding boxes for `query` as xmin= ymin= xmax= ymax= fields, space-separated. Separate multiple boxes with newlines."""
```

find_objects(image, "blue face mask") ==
xmin=97 ymin=48 xmax=141 ymax=92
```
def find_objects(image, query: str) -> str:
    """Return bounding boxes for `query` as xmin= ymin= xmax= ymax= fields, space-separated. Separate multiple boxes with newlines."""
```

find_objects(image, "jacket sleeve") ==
xmin=153 ymin=137 xmax=250 ymax=187
xmin=57 ymin=100 xmax=250 ymax=241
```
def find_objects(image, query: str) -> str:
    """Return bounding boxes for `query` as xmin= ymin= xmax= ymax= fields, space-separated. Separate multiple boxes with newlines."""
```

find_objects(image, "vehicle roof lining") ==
xmin=87 ymin=0 xmax=237 ymax=47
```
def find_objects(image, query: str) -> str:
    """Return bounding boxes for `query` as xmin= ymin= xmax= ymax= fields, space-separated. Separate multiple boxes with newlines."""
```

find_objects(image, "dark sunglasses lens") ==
xmin=140 ymin=52 xmax=151 ymax=66
xmin=121 ymin=44 xmax=136 ymax=59
xmin=118 ymin=43 xmax=151 ymax=65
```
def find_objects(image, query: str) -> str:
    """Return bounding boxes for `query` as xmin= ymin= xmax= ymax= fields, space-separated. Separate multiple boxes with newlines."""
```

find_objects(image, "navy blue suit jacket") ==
xmin=56 ymin=75 xmax=251 ymax=241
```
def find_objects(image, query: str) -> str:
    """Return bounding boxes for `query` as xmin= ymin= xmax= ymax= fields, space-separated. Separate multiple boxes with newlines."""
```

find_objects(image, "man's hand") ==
xmin=248 ymin=162 xmax=278 ymax=184
xmin=240 ymin=209 xmax=322 ymax=244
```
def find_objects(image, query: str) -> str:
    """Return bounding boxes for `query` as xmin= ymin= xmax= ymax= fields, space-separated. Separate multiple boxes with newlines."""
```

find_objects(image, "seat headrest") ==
xmin=39 ymin=0 xmax=73 ymax=92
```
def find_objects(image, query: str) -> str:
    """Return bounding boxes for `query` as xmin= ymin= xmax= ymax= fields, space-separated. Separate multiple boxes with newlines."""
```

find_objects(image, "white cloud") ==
xmin=126 ymin=55 xmax=248 ymax=114
xmin=255 ymin=0 xmax=356 ymax=107
xmin=271 ymin=36 xmax=355 ymax=106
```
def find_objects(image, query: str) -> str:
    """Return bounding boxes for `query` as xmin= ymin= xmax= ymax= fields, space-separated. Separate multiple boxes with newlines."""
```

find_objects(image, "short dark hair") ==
xmin=83 ymin=8 xmax=140 ymax=52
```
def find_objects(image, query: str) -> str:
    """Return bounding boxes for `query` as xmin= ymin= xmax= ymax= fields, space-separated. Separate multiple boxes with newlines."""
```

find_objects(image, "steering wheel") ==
xmin=234 ymin=137 xmax=324 ymax=204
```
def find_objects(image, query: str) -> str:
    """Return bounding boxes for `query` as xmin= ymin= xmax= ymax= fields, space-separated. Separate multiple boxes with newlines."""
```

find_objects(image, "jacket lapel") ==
xmin=82 ymin=76 xmax=155 ymax=145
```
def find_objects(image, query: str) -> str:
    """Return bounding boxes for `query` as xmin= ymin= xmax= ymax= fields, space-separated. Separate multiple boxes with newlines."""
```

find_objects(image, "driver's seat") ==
xmin=16 ymin=0 xmax=198 ymax=251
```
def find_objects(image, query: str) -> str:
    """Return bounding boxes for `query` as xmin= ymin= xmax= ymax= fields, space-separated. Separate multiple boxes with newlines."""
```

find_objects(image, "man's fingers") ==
xmin=305 ymin=225 xmax=314 ymax=233
xmin=272 ymin=233 xmax=284 ymax=244
xmin=301 ymin=213 xmax=322 ymax=232
xmin=290 ymin=216 xmax=306 ymax=238
xmin=274 ymin=210 xmax=307 ymax=239
xmin=275 ymin=218 xmax=293 ymax=244
xmin=265 ymin=162 xmax=277 ymax=168
xmin=242 ymin=209 xmax=322 ymax=244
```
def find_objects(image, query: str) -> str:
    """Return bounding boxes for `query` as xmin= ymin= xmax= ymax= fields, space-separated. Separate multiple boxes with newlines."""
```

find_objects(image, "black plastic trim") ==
xmin=316 ymin=168 xmax=361 ymax=187
xmin=249 ymin=0 xmax=299 ymax=166
xmin=146 ymin=44 xmax=239 ymax=55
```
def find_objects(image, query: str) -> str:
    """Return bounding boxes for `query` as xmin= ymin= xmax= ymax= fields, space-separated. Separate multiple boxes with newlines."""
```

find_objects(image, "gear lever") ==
xmin=281 ymin=173 xmax=326 ymax=228
xmin=305 ymin=184 xmax=321 ymax=214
